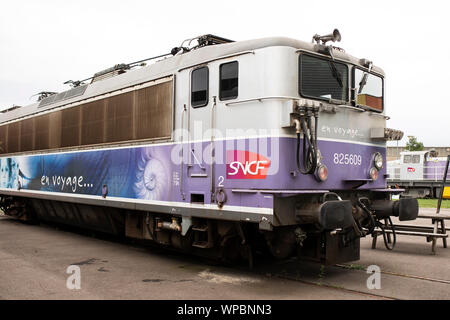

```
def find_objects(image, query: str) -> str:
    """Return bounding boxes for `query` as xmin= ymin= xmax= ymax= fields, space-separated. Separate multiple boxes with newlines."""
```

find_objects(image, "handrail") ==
xmin=334 ymin=105 xmax=365 ymax=112
xmin=225 ymin=97 xmax=390 ymax=121
xmin=369 ymin=111 xmax=390 ymax=120
xmin=178 ymin=51 xmax=255 ymax=72
xmin=334 ymin=105 xmax=390 ymax=120
xmin=224 ymin=96 xmax=299 ymax=106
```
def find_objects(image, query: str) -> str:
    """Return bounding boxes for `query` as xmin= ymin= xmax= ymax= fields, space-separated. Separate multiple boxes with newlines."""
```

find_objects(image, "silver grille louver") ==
xmin=38 ymin=85 xmax=88 ymax=108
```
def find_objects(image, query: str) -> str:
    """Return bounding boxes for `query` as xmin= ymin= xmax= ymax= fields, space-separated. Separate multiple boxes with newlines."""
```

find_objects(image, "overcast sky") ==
xmin=1 ymin=0 xmax=449 ymax=146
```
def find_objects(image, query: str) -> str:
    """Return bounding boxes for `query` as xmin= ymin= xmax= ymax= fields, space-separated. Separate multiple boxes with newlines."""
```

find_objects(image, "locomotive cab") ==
xmin=269 ymin=31 xmax=419 ymax=263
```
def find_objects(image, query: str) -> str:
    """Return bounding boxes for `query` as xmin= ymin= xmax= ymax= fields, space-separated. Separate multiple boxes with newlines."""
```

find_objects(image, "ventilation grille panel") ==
xmin=39 ymin=85 xmax=88 ymax=108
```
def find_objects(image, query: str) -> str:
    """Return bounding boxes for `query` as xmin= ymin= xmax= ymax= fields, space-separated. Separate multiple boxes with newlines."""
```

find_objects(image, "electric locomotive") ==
xmin=0 ymin=31 xmax=418 ymax=264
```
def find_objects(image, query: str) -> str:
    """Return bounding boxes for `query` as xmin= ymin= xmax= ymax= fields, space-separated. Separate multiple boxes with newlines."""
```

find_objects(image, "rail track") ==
xmin=2 ymin=216 xmax=448 ymax=300
xmin=336 ymin=263 xmax=450 ymax=285
xmin=254 ymin=267 xmax=397 ymax=300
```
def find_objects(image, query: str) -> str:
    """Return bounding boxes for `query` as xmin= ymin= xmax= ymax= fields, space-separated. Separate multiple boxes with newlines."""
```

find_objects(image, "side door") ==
xmin=183 ymin=66 xmax=212 ymax=204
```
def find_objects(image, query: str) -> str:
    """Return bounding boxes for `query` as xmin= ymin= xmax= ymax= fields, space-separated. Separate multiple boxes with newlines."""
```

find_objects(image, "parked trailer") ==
xmin=0 ymin=32 xmax=418 ymax=265
xmin=387 ymin=150 xmax=450 ymax=198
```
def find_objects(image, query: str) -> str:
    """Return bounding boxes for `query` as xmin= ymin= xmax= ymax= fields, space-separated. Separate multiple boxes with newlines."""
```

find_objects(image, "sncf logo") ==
xmin=226 ymin=150 xmax=271 ymax=179
xmin=407 ymin=167 xmax=416 ymax=173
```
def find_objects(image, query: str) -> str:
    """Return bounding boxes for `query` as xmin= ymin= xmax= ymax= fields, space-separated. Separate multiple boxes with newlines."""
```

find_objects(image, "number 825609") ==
xmin=333 ymin=153 xmax=362 ymax=166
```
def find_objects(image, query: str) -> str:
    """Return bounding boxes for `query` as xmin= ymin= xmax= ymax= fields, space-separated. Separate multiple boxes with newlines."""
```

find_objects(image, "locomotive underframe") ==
xmin=1 ymin=188 xmax=415 ymax=265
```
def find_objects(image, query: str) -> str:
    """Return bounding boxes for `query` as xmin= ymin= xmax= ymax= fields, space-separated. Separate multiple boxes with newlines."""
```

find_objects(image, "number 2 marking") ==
xmin=218 ymin=176 xmax=224 ymax=187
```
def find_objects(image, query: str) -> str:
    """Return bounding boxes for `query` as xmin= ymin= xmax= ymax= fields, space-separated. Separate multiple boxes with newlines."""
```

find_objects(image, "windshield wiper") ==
xmin=327 ymin=60 xmax=343 ymax=88
xmin=358 ymin=73 xmax=368 ymax=94
xmin=358 ymin=61 xmax=373 ymax=94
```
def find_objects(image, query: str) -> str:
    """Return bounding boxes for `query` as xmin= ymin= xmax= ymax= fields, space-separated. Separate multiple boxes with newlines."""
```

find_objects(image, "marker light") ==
xmin=369 ymin=167 xmax=379 ymax=181
xmin=374 ymin=152 xmax=383 ymax=170
xmin=315 ymin=164 xmax=328 ymax=182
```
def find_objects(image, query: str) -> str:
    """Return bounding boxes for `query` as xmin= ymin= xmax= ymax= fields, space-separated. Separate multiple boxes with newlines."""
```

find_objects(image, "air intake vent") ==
xmin=1 ymin=105 xmax=21 ymax=113
xmin=39 ymin=85 xmax=88 ymax=108
xmin=91 ymin=64 xmax=130 ymax=83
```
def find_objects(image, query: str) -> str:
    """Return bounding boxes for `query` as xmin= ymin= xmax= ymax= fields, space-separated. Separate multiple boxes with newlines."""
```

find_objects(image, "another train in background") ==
xmin=387 ymin=150 xmax=450 ymax=198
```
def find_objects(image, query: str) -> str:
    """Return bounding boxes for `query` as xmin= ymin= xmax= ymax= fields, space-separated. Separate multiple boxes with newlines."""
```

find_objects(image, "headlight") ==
xmin=374 ymin=152 xmax=383 ymax=170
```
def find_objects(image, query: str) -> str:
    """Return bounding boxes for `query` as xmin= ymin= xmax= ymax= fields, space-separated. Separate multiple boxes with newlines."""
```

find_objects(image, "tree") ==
xmin=405 ymin=136 xmax=424 ymax=151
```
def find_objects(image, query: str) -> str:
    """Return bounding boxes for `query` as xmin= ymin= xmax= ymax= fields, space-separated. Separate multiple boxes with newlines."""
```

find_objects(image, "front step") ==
xmin=192 ymin=223 xmax=213 ymax=248
xmin=192 ymin=225 xmax=208 ymax=232
xmin=192 ymin=241 xmax=210 ymax=248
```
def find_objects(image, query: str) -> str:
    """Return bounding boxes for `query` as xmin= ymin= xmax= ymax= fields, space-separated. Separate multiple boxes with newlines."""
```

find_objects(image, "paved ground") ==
xmin=0 ymin=209 xmax=449 ymax=300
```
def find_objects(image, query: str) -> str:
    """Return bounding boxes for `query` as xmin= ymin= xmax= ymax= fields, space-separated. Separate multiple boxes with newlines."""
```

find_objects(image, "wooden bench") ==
xmin=371 ymin=214 xmax=449 ymax=254
xmin=418 ymin=214 xmax=449 ymax=249
xmin=371 ymin=229 xmax=448 ymax=254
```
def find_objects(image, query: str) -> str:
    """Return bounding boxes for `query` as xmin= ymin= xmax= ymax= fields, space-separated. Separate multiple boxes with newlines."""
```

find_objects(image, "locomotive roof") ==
xmin=0 ymin=36 xmax=385 ymax=124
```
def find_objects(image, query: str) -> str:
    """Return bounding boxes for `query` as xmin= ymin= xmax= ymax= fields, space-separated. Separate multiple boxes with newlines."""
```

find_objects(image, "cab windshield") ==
xmin=299 ymin=54 xmax=348 ymax=102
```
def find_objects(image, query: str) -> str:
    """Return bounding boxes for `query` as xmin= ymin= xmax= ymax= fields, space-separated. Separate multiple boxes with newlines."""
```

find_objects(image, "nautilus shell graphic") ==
xmin=134 ymin=148 xmax=169 ymax=200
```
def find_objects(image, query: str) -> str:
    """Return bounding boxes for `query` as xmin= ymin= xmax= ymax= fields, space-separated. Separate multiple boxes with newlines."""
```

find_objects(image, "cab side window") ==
xmin=219 ymin=61 xmax=238 ymax=100
xmin=191 ymin=67 xmax=209 ymax=107
xmin=403 ymin=155 xmax=411 ymax=164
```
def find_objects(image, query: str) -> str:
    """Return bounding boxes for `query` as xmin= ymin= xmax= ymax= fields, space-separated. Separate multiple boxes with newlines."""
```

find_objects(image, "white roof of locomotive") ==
xmin=0 ymin=36 xmax=385 ymax=124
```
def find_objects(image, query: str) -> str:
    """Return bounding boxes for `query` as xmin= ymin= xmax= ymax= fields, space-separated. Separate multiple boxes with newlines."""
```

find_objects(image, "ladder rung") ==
xmin=192 ymin=241 xmax=211 ymax=248
xmin=192 ymin=225 xmax=208 ymax=232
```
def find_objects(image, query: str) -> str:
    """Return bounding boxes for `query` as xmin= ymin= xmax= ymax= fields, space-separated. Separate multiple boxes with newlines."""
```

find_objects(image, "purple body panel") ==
xmin=0 ymin=136 xmax=386 ymax=212
xmin=178 ymin=136 xmax=386 ymax=209
xmin=424 ymin=160 xmax=450 ymax=180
